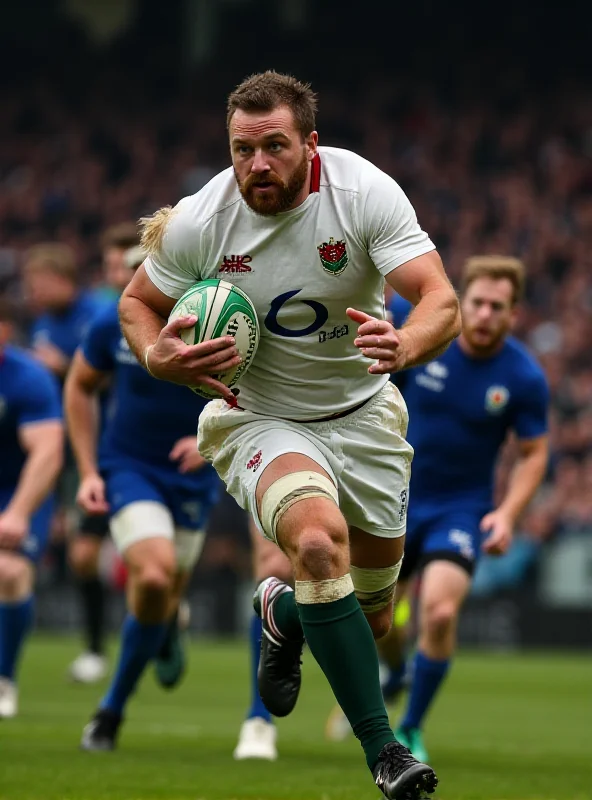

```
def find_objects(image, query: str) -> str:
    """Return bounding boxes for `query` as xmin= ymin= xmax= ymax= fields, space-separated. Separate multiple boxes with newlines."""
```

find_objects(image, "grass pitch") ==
xmin=0 ymin=636 xmax=589 ymax=800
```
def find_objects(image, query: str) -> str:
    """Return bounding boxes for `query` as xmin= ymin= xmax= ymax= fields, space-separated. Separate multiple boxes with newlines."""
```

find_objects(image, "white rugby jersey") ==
xmin=144 ymin=146 xmax=435 ymax=420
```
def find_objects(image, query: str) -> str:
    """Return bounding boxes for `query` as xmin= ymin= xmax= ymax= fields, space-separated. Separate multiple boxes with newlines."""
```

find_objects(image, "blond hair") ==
xmin=23 ymin=243 xmax=77 ymax=282
xmin=461 ymin=255 xmax=525 ymax=305
xmin=139 ymin=206 xmax=176 ymax=256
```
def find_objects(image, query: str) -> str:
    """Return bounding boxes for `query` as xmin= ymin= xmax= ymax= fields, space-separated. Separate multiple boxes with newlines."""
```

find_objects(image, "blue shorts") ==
xmin=0 ymin=487 xmax=55 ymax=564
xmin=102 ymin=458 xmax=221 ymax=531
xmin=400 ymin=502 xmax=486 ymax=580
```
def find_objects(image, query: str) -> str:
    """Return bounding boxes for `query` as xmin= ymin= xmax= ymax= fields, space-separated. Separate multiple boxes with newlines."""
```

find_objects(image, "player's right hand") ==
xmin=146 ymin=315 xmax=241 ymax=402
xmin=77 ymin=473 xmax=109 ymax=515
xmin=0 ymin=509 xmax=29 ymax=549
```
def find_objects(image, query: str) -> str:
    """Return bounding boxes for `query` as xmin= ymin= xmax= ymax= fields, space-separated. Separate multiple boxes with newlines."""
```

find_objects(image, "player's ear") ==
xmin=306 ymin=131 xmax=318 ymax=157
xmin=509 ymin=305 xmax=519 ymax=330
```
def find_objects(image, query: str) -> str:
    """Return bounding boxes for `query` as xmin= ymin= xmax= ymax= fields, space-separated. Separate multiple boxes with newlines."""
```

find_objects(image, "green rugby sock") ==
xmin=297 ymin=589 xmax=394 ymax=770
xmin=268 ymin=587 xmax=304 ymax=641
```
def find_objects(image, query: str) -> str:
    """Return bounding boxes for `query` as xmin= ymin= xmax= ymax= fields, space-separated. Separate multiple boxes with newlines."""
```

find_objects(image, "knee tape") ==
xmin=350 ymin=559 xmax=403 ymax=614
xmin=260 ymin=471 xmax=338 ymax=543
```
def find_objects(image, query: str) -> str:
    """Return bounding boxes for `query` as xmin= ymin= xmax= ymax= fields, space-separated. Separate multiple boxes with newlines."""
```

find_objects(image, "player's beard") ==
xmin=236 ymin=153 xmax=309 ymax=216
xmin=464 ymin=324 xmax=508 ymax=356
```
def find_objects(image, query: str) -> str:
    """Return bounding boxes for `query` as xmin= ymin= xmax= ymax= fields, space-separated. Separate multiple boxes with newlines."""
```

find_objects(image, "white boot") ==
xmin=233 ymin=717 xmax=278 ymax=760
xmin=68 ymin=652 xmax=108 ymax=683
xmin=0 ymin=677 xmax=18 ymax=719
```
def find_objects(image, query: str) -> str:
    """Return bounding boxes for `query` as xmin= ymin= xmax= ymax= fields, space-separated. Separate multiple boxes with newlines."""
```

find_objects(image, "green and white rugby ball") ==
xmin=168 ymin=279 xmax=259 ymax=399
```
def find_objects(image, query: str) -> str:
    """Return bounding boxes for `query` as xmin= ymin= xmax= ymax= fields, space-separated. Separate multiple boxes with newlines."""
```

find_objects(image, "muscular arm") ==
xmin=480 ymin=434 xmax=549 ymax=555
xmin=385 ymin=250 xmax=461 ymax=368
xmin=8 ymin=420 xmax=64 ymax=518
xmin=118 ymin=265 xmax=241 ymax=399
xmin=63 ymin=350 xmax=106 ymax=479
xmin=498 ymin=435 xmax=549 ymax=525
xmin=119 ymin=265 xmax=174 ymax=365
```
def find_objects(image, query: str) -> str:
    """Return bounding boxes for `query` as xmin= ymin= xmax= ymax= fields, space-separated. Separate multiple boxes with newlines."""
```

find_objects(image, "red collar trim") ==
xmin=310 ymin=153 xmax=321 ymax=193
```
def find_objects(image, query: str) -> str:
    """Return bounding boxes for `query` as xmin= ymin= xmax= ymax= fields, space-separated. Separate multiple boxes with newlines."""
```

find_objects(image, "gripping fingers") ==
xmin=185 ymin=337 xmax=236 ymax=358
xmin=198 ymin=376 xmax=235 ymax=400
xmin=204 ymin=354 xmax=242 ymax=375
xmin=356 ymin=319 xmax=395 ymax=336
xmin=360 ymin=347 xmax=395 ymax=360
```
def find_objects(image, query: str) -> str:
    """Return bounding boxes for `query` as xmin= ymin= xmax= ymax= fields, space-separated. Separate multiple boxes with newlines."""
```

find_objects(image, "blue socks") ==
xmin=100 ymin=615 xmax=166 ymax=716
xmin=400 ymin=651 xmax=450 ymax=730
xmin=0 ymin=596 xmax=34 ymax=681
xmin=381 ymin=661 xmax=407 ymax=701
xmin=246 ymin=613 xmax=271 ymax=722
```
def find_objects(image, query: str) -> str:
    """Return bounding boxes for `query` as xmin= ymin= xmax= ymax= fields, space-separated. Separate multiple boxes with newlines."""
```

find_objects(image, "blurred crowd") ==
xmin=1 ymin=43 xmax=591 ymax=596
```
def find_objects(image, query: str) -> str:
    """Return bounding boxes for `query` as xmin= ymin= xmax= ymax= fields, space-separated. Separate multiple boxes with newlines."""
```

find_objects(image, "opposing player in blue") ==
xmin=22 ymin=242 xmax=113 ymax=683
xmin=327 ymin=256 xmax=550 ymax=761
xmin=0 ymin=299 xmax=64 ymax=718
xmin=64 ymin=271 xmax=221 ymax=751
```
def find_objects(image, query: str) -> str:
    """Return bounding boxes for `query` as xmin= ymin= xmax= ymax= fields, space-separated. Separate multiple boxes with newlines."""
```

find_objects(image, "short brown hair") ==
xmin=461 ymin=255 xmax=526 ymax=305
xmin=101 ymin=222 xmax=140 ymax=252
xmin=23 ymin=243 xmax=77 ymax=282
xmin=227 ymin=70 xmax=317 ymax=138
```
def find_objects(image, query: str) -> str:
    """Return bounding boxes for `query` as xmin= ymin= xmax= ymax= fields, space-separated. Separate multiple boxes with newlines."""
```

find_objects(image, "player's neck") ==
xmin=458 ymin=332 xmax=506 ymax=360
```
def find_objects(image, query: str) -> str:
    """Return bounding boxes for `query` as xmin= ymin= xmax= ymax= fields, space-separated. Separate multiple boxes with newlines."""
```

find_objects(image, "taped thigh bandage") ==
xmin=350 ymin=559 xmax=403 ymax=614
xmin=260 ymin=471 xmax=338 ymax=543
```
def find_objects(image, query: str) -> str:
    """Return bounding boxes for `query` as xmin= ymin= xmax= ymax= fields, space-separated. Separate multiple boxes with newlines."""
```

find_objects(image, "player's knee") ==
xmin=133 ymin=562 xmax=173 ymax=599
xmin=296 ymin=519 xmax=348 ymax=580
xmin=424 ymin=599 xmax=458 ymax=641
xmin=0 ymin=553 xmax=33 ymax=600
xmin=366 ymin=608 xmax=393 ymax=641
xmin=68 ymin=536 xmax=100 ymax=578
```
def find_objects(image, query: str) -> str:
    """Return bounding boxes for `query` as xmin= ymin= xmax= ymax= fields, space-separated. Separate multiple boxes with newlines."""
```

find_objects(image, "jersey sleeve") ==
xmin=512 ymin=367 xmax=550 ymax=440
xmin=143 ymin=198 xmax=202 ymax=299
xmin=17 ymin=367 xmax=62 ymax=427
xmin=359 ymin=170 xmax=435 ymax=276
xmin=81 ymin=312 xmax=116 ymax=373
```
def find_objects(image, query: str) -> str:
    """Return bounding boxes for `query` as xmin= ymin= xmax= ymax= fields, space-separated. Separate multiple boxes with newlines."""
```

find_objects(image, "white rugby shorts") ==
xmin=110 ymin=501 xmax=205 ymax=570
xmin=198 ymin=382 xmax=412 ymax=541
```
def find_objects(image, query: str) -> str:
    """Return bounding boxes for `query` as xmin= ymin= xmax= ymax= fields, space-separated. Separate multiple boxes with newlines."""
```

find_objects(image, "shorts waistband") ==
xmin=234 ymin=396 xmax=370 ymax=424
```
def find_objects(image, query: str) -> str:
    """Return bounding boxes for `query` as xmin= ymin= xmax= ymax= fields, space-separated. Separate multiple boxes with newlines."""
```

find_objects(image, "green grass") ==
xmin=0 ymin=636 xmax=589 ymax=800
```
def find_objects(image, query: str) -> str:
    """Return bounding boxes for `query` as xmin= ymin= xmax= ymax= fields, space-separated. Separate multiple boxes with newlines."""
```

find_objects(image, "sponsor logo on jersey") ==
xmin=219 ymin=255 xmax=253 ymax=274
xmin=116 ymin=336 xmax=138 ymax=366
xmin=426 ymin=361 xmax=448 ymax=379
xmin=415 ymin=372 xmax=445 ymax=392
xmin=485 ymin=385 xmax=509 ymax=414
xmin=318 ymin=324 xmax=349 ymax=343
xmin=317 ymin=237 xmax=349 ymax=275
xmin=246 ymin=449 xmax=263 ymax=472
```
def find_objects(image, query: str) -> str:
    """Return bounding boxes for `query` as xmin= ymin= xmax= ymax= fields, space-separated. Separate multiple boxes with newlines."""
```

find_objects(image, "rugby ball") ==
xmin=168 ymin=279 xmax=259 ymax=399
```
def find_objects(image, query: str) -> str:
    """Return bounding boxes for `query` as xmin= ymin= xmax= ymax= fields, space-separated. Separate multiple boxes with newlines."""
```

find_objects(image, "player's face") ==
xmin=23 ymin=269 xmax=76 ymax=313
xmin=230 ymin=106 xmax=318 ymax=215
xmin=461 ymin=276 xmax=516 ymax=354
xmin=103 ymin=246 xmax=132 ymax=292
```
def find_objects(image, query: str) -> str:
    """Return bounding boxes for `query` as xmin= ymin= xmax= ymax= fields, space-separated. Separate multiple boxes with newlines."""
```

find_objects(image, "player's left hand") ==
xmin=0 ymin=509 xmax=29 ymax=549
xmin=480 ymin=509 xmax=514 ymax=556
xmin=170 ymin=436 xmax=208 ymax=473
xmin=347 ymin=308 xmax=408 ymax=373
